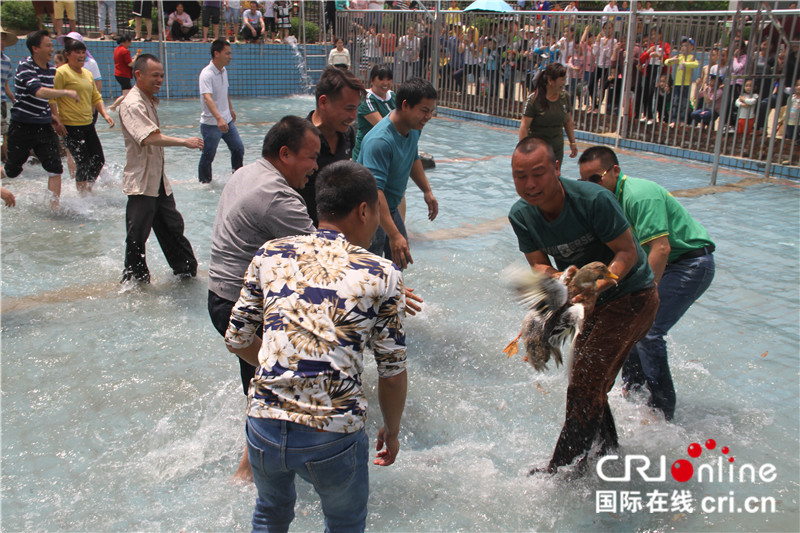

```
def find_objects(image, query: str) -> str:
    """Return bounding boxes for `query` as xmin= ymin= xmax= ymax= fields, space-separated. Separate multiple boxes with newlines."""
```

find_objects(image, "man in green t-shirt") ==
xmin=578 ymin=146 xmax=715 ymax=421
xmin=508 ymin=137 xmax=659 ymax=475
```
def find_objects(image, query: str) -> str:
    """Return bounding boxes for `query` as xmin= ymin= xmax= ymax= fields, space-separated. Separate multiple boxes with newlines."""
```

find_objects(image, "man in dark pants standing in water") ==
xmin=119 ymin=54 xmax=203 ymax=283
xmin=508 ymin=137 xmax=658 ymax=474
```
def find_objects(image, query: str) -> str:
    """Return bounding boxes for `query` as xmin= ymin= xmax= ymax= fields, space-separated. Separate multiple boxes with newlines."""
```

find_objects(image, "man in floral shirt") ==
xmin=226 ymin=159 xmax=407 ymax=532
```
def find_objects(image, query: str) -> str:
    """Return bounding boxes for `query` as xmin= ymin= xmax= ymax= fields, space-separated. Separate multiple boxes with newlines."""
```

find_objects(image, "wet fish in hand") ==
xmin=502 ymin=262 xmax=618 ymax=371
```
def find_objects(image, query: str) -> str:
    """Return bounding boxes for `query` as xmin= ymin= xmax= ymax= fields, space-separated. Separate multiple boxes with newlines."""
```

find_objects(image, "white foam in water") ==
xmin=1 ymin=98 xmax=798 ymax=531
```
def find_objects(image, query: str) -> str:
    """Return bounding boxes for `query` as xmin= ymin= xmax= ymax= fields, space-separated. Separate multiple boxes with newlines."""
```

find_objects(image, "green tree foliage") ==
xmin=291 ymin=17 xmax=319 ymax=43
xmin=1 ymin=1 xmax=40 ymax=32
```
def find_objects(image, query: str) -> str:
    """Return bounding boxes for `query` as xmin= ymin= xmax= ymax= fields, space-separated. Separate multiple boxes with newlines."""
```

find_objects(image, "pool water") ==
xmin=2 ymin=97 xmax=798 ymax=532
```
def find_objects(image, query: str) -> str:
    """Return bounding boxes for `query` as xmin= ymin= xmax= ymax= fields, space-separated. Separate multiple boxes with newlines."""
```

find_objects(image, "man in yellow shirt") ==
xmin=664 ymin=37 xmax=698 ymax=127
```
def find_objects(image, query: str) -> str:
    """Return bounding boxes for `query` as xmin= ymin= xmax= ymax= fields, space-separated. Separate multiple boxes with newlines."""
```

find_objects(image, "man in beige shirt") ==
xmin=119 ymin=54 xmax=203 ymax=283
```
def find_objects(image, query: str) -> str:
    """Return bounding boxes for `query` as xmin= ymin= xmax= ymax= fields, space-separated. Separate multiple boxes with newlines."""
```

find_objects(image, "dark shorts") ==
xmin=4 ymin=120 xmax=63 ymax=177
xmin=1 ymin=101 xmax=7 ymax=135
xmin=264 ymin=16 xmax=276 ymax=32
xmin=63 ymin=124 xmax=105 ymax=182
xmin=202 ymin=6 xmax=221 ymax=26
xmin=132 ymin=1 xmax=153 ymax=17
xmin=208 ymin=289 xmax=260 ymax=396
xmin=115 ymin=75 xmax=132 ymax=91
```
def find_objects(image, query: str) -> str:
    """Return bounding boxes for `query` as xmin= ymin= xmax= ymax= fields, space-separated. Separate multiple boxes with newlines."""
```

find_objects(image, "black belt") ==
xmin=673 ymin=244 xmax=715 ymax=263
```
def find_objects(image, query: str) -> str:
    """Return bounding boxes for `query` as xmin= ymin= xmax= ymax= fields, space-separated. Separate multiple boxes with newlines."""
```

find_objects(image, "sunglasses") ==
xmin=585 ymin=166 xmax=614 ymax=184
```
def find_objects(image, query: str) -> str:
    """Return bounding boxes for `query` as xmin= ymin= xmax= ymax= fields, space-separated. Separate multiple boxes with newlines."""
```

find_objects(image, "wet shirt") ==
xmin=209 ymin=158 xmax=315 ymax=302
xmin=509 ymin=177 xmax=654 ymax=304
xmin=10 ymin=56 xmax=55 ymax=125
xmin=53 ymin=65 xmax=102 ymax=126
xmin=615 ymin=175 xmax=714 ymax=262
xmin=226 ymin=230 xmax=407 ymax=433
xmin=119 ymin=85 xmax=171 ymax=197
xmin=358 ymin=113 xmax=420 ymax=212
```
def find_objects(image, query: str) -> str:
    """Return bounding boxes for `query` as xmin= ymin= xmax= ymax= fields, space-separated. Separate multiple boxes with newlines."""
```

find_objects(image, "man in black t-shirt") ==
xmin=299 ymin=66 xmax=364 ymax=226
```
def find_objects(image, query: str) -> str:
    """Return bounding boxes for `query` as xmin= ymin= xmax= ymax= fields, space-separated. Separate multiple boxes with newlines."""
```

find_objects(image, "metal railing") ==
xmin=331 ymin=5 xmax=800 ymax=181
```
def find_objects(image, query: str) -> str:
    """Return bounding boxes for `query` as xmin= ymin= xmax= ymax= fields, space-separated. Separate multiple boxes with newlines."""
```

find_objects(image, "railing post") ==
xmin=710 ymin=10 xmax=740 ymax=186
xmin=431 ymin=2 xmax=442 ymax=95
xmin=616 ymin=1 xmax=638 ymax=148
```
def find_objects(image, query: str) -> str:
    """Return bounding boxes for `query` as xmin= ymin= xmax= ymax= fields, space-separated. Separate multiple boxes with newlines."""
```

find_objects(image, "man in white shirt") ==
xmin=198 ymin=39 xmax=244 ymax=183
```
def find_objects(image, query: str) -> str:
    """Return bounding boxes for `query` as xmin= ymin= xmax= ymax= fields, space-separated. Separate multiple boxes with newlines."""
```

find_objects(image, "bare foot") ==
xmin=232 ymin=448 xmax=253 ymax=483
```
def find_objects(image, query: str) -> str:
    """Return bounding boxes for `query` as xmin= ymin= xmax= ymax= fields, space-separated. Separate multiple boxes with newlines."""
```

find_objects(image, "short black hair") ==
xmin=578 ymin=145 xmax=619 ymax=169
xmin=210 ymin=38 xmax=230 ymax=59
xmin=116 ymin=34 xmax=133 ymax=45
xmin=262 ymin=115 xmax=320 ymax=159
xmin=63 ymin=38 xmax=86 ymax=54
xmin=133 ymin=53 xmax=160 ymax=74
xmin=314 ymin=66 xmax=365 ymax=106
xmin=315 ymin=160 xmax=378 ymax=222
xmin=514 ymin=136 xmax=557 ymax=166
xmin=26 ymin=30 xmax=50 ymax=54
xmin=368 ymin=64 xmax=393 ymax=83
xmin=396 ymin=77 xmax=437 ymax=110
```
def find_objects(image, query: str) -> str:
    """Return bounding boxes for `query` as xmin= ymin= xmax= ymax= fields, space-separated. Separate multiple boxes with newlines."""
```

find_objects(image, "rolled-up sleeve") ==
xmin=370 ymin=266 xmax=407 ymax=378
xmin=225 ymin=252 xmax=265 ymax=350
xmin=120 ymin=101 xmax=160 ymax=146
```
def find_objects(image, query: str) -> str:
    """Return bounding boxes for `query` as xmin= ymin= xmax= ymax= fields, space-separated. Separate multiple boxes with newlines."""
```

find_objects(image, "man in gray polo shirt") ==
xmin=198 ymin=38 xmax=244 ymax=183
xmin=208 ymin=115 xmax=320 ymax=481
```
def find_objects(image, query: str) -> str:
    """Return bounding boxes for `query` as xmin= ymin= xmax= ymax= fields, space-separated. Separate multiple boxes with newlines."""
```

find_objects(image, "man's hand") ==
xmin=404 ymin=287 xmax=422 ymax=316
xmin=103 ymin=114 xmax=115 ymax=128
xmin=389 ymin=233 xmax=412 ymax=269
xmin=424 ymin=191 xmax=438 ymax=221
xmin=1 ymin=188 xmax=16 ymax=207
xmin=569 ymin=143 xmax=578 ymax=158
xmin=52 ymin=117 xmax=67 ymax=137
xmin=63 ymin=89 xmax=79 ymax=102
xmin=217 ymin=116 xmax=229 ymax=133
xmin=374 ymin=426 xmax=399 ymax=466
xmin=231 ymin=109 xmax=237 ymax=123
xmin=184 ymin=137 xmax=204 ymax=149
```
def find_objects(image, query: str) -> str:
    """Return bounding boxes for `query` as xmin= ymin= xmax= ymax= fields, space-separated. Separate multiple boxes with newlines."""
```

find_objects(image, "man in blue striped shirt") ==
xmin=1 ymin=30 xmax=78 ymax=208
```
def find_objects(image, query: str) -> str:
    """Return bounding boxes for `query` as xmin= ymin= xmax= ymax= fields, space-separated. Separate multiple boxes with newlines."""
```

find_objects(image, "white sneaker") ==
xmin=646 ymin=119 xmax=654 ymax=125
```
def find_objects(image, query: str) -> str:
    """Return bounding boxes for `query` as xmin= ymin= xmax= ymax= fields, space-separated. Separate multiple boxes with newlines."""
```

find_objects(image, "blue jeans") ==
xmin=622 ymin=252 xmax=715 ymax=420
xmin=246 ymin=417 xmax=369 ymax=533
xmin=198 ymin=121 xmax=244 ymax=183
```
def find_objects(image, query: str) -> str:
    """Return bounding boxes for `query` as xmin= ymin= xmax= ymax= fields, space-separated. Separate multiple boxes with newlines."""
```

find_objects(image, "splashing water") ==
xmin=285 ymin=36 xmax=313 ymax=95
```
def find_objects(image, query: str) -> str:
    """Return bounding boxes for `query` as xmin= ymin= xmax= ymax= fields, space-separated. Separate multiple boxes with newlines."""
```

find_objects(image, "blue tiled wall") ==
xmin=3 ymin=40 xmax=328 ymax=100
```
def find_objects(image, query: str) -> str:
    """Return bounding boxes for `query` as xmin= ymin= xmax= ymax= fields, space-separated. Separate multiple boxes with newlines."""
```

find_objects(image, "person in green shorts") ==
xmin=578 ymin=145 xmax=715 ymax=421
xmin=518 ymin=62 xmax=578 ymax=166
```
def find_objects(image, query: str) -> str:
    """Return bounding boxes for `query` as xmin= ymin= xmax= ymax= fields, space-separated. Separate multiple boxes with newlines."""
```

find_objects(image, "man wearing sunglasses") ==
xmin=509 ymin=137 xmax=658 ymax=475
xmin=578 ymin=145 xmax=715 ymax=422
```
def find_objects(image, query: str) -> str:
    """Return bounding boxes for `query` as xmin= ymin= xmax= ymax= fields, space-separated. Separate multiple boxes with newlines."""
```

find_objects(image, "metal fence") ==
xmin=332 ymin=5 xmax=800 ymax=181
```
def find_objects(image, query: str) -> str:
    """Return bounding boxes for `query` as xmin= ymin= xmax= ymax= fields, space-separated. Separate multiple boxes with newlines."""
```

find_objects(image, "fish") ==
xmin=502 ymin=262 xmax=619 ymax=372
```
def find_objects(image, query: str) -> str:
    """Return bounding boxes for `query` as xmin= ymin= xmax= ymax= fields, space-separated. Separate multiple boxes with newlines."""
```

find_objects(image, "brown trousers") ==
xmin=548 ymin=285 xmax=659 ymax=471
